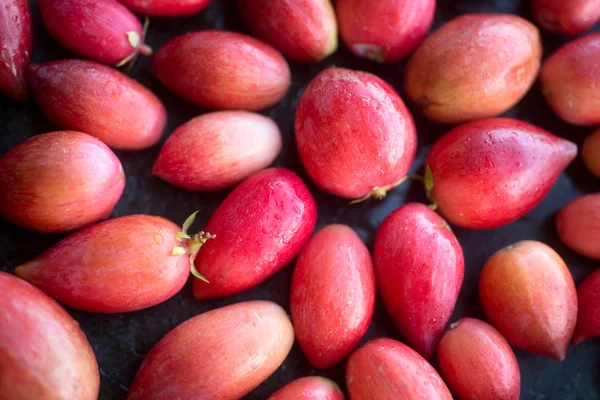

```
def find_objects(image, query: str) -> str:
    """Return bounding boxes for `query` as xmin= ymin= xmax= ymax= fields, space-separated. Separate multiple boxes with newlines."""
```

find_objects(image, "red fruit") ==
xmin=0 ymin=0 xmax=32 ymax=101
xmin=27 ymin=59 xmax=166 ymax=150
xmin=151 ymin=31 xmax=291 ymax=110
xmin=337 ymin=0 xmax=435 ymax=63
xmin=295 ymin=67 xmax=416 ymax=201
xmin=437 ymin=318 xmax=521 ymax=400
xmin=268 ymin=377 xmax=344 ymax=400
xmin=0 ymin=271 xmax=99 ymax=399
xmin=237 ymin=0 xmax=338 ymax=62
xmin=479 ymin=240 xmax=578 ymax=360
xmin=573 ymin=269 xmax=600 ymax=345
xmin=291 ymin=224 xmax=375 ymax=369
xmin=425 ymin=118 xmax=577 ymax=229
xmin=127 ymin=301 xmax=294 ymax=400
xmin=346 ymin=338 xmax=452 ymax=400
xmin=153 ymin=111 xmax=282 ymax=191
xmin=583 ymin=129 xmax=600 ymax=178
xmin=556 ymin=193 xmax=600 ymax=260
xmin=0 ymin=131 xmax=125 ymax=233
xmin=192 ymin=168 xmax=317 ymax=299
xmin=532 ymin=0 xmax=600 ymax=35
xmin=373 ymin=203 xmax=464 ymax=359
xmin=37 ymin=0 xmax=151 ymax=66
xmin=119 ymin=0 xmax=211 ymax=17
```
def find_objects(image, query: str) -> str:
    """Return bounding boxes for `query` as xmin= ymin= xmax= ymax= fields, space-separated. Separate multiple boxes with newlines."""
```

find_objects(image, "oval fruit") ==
xmin=426 ymin=118 xmax=577 ymax=229
xmin=404 ymin=14 xmax=541 ymax=124
xmin=119 ymin=0 xmax=211 ymax=17
xmin=532 ymin=0 xmax=600 ymax=35
xmin=573 ymin=269 xmax=600 ymax=345
xmin=127 ymin=301 xmax=294 ymax=400
xmin=151 ymin=31 xmax=291 ymax=110
xmin=295 ymin=67 xmax=416 ymax=200
xmin=479 ymin=240 xmax=578 ymax=360
xmin=268 ymin=377 xmax=344 ymax=400
xmin=27 ymin=59 xmax=166 ymax=150
xmin=583 ymin=129 xmax=600 ymax=178
xmin=291 ymin=224 xmax=375 ymax=369
xmin=556 ymin=193 xmax=600 ymax=259
xmin=153 ymin=111 xmax=282 ymax=191
xmin=0 ymin=131 xmax=125 ymax=233
xmin=0 ymin=0 xmax=32 ymax=101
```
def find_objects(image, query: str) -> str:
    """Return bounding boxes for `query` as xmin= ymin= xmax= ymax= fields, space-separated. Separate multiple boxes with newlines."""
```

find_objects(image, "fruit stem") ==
xmin=349 ymin=174 xmax=422 ymax=205
xmin=115 ymin=17 xmax=153 ymax=70
xmin=172 ymin=211 xmax=216 ymax=283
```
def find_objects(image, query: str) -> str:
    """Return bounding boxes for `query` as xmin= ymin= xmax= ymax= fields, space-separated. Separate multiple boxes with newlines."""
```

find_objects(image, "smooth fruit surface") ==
xmin=119 ymin=0 xmax=211 ymax=17
xmin=0 ymin=0 xmax=32 ymax=101
xmin=583 ymin=129 xmax=600 ymax=178
xmin=532 ymin=0 xmax=600 ymax=35
xmin=573 ymin=269 xmax=600 ymax=345
xmin=556 ymin=193 xmax=600 ymax=259
xmin=268 ymin=376 xmax=344 ymax=400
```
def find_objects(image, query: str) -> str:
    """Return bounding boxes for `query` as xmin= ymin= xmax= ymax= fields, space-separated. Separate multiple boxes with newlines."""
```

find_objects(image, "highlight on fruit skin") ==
xmin=119 ymin=0 xmax=211 ymax=17
xmin=556 ymin=193 xmax=600 ymax=260
xmin=583 ymin=129 xmax=600 ymax=178
xmin=532 ymin=0 xmax=600 ymax=35
xmin=572 ymin=269 xmax=600 ymax=345
xmin=267 ymin=376 xmax=344 ymax=400
xmin=0 ymin=0 xmax=32 ymax=101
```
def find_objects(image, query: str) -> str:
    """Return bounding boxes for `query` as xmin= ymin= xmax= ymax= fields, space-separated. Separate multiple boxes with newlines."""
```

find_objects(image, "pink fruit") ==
xmin=532 ymin=0 xmax=600 ymax=35
xmin=0 ymin=131 xmax=125 ymax=233
xmin=556 ymin=193 xmax=600 ymax=259
xmin=27 ymin=59 xmax=166 ymax=150
xmin=337 ymin=0 xmax=435 ymax=63
xmin=425 ymin=118 xmax=577 ymax=229
xmin=346 ymin=338 xmax=452 ymax=400
xmin=193 ymin=168 xmax=317 ymax=299
xmin=237 ymin=0 xmax=338 ymax=62
xmin=583 ymin=129 xmax=600 ymax=178
xmin=404 ymin=14 xmax=541 ymax=124
xmin=291 ymin=224 xmax=375 ymax=369
xmin=479 ymin=240 xmax=578 ymax=360
xmin=153 ymin=111 xmax=282 ymax=191
xmin=119 ymin=0 xmax=211 ymax=17
xmin=0 ymin=0 xmax=32 ymax=101
xmin=295 ymin=67 xmax=416 ymax=201
xmin=373 ymin=203 xmax=464 ymax=359
xmin=573 ymin=269 xmax=600 ymax=345
xmin=127 ymin=301 xmax=294 ymax=400
xmin=0 ymin=271 xmax=99 ymax=400
xmin=151 ymin=31 xmax=291 ymax=110
xmin=437 ymin=318 xmax=521 ymax=400
xmin=268 ymin=377 xmax=344 ymax=400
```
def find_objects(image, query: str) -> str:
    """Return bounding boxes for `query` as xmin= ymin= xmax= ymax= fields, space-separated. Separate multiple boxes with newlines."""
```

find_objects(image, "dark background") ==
xmin=1 ymin=0 xmax=599 ymax=399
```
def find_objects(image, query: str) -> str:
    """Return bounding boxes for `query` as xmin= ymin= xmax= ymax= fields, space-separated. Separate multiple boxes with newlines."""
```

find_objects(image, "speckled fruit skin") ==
xmin=127 ymin=301 xmax=294 ymax=400
xmin=573 ymin=270 xmax=600 ymax=345
xmin=193 ymin=168 xmax=317 ymax=299
xmin=27 ymin=59 xmax=166 ymax=150
xmin=532 ymin=0 xmax=600 ymax=35
xmin=426 ymin=118 xmax=577 ymax=229
xmin=268 ymin=376 xmax=345 ymax=400
xmin=291 ymin=224 xmax=375 ymax=369
xmin=237 ymin=0 xmax=338 ymax=62
xmin=404 ymin=14 xmax=541 ymax=124
xmin=119 ymin=0 xmax=211 ymax=17
xmin=0 ymin=271 xmax=99 ymax=400
xmin=295 ymin=67 xmax=416 ymax=200
xmin=437 ymin=318 xmax=521 ymax=400
xmin=479 ymin=241 xmax=578 ymax=360
xmin=583 ymin=129 xmax=600 ymax=178
xmin=0 ymin=131 xmax=125 ymax=233
xmin=337 ymin=0 xmax=435 ymax=63
xmin=14 ymin=215 xmax=191 ymax=313
xmin=373 ymin=203 xmax=464 ymax=359
xmin=346 ymin=338 xmax=452 ymax=400
xmin=153 ymin=111 xmax=282 ymax=191
xmin=556 ymin=193 xmax=600 ymax=260
xmin=541 ymin=32 xmax=600 ymax=126
xmin=0 ymin=0 xmax=32 ymax=101
xmin=151 ymin=31 xmax=291 ymax=110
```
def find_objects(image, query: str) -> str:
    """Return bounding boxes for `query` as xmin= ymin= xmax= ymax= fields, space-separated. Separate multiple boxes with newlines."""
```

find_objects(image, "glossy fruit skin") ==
xmin=0 ymin=131 xmax=125 ymax=233
xmin=14 ymin=215 xmax=190 ymax=313
xmin=573 ymin=270 xmax=600 ymax=345
xmin=0 ymin=0 xmax=32 ymax=101
xmin=0 ymin=271 xmax=99 ymax=400
xmin=479 ymin=240 xmax=578 ymax=360
xmin=337 ymin=0 xmax=435 ymax=63
xmin=193 ymin=168 xmax=317 ymax=299
xmin=268 ymin=376 xmax=344 ymax=400
xmin=153 ymin=111 xmax=282 ymax=191
xmin=119 ymin=0 xmax=211 ymax=17
xmin=404 ymin=14 xmax=541 ymax=124
xmin=437 ymin=318 xmax=521 ymax=400
xmin=532 ymin=0 xmax=600 ymax=35
xmin=556 ymin=193 xmax=600 ymax=260
xmin=295 ymin=67 xmax=416 ymax=199
xmin=237 ymin=0 xmax=338 ymax=62
xmin=27 ymin=60 xmax=166 ymax=150
xmin=583 ymin=129 xmax=600 ymax=178
xmin=426 ymin=118 xmax=577 ymax=229
xmin=346 ymin=338 xmax=452 ymax=400
xmin=151 ymin=31 xmax=291 ymax=110
xmin=291 ymin=224 xmax=375 ymax=369
xmin=373 ymin=203 xmax=464 ymax=359
xmin=127 ymin=301 xmax=294 ymax=400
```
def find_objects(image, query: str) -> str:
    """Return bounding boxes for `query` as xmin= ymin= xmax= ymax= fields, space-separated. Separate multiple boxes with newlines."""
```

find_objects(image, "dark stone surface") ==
xmin=1 ymin=0 xmax=599 ymax=399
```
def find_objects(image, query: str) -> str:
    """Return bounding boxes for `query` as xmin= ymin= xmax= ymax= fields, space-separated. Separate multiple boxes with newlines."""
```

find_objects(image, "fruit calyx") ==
xmin=172 ymin=211 xmax=215 ymax=283
xmin=350 ymin=174 xmax=420 ymax=204
xmin=116 ymin=17 xmax=153 ymax=68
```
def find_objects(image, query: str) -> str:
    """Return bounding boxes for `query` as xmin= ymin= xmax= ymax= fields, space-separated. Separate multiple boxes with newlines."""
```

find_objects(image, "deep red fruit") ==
xmin=295 ymin=67 xmax=416 ymax=200
xmin=193 ymin=168 xmax=317 ymax=299
xmin=0 ymin=0 xmax=32 ymax=101
xmin=532 ymin=0 xmax=600 ymax=35
xmin=0 ymin=131 xmax=125 ymax=233
xmin=583 ymin=129 xmax=600 ymax=178
xmin=556 ymin=193 xmax=600 ymax=259
xmin=119 ymin=0 xmax=211 ymax=17
xmin=573 ymin=269 xmax=600 ymax=345
xmin=27 ymin=59 xmax=166 ymax=150
xmin=291 ymin=224 xmax=375 ymax=369
xmin=426 ymin=118 xmax=577 ymax=229
xmin=268 ymin=377 xmax=344 ymax=400
xmin=0 ymin=271 xmax=99 ymax=399
xmin=373 ymin=203 xmax=464 ymax=359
